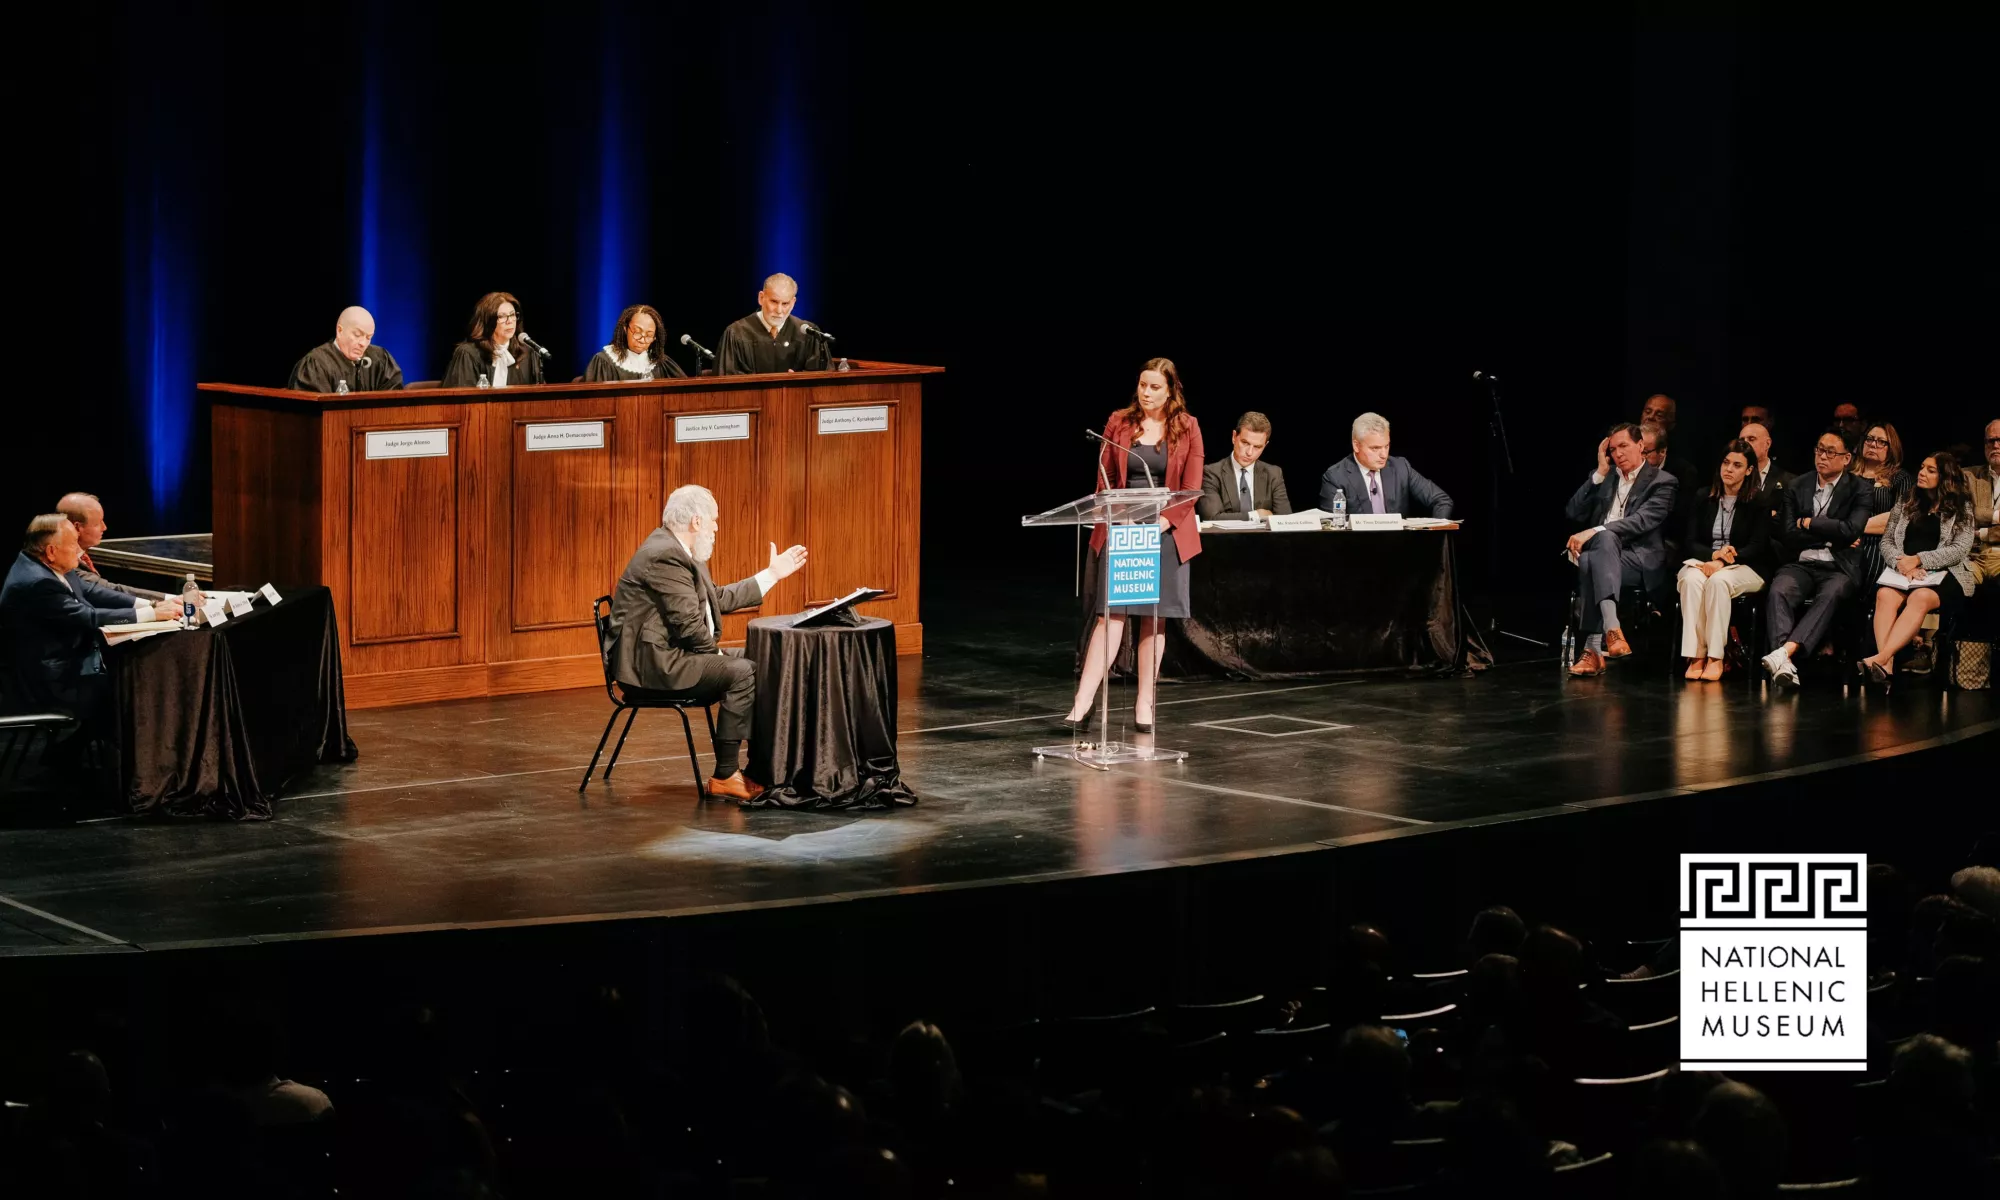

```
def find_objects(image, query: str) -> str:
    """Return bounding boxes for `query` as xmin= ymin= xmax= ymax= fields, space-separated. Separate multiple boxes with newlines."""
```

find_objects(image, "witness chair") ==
xmin=581 ymin=596 xmax=714 ymax=797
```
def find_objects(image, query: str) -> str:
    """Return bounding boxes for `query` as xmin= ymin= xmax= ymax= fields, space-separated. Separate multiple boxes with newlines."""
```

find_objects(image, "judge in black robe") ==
xmin=287 ymin=306 xmax=404 ymax=392
xmin=584 ymin=304 xmax=689 ymax=382
xmin=440 ymin=291 xmax=546 ymax=388
xmin=715 ymin=273 xmax=830 ymax=375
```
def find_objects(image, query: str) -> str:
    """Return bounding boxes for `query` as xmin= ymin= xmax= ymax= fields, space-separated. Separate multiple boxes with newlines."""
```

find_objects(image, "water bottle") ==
xmin=181 ymin=573 xmax=200 ymax=626
xmin=1560 ymin=627 xmax=1575 ymax=668
xmin=334 ymin=377 xmax=349 ymax=395
xmin=476 ymin=373 xmax=491 ymax=389
xmin=1331 ymin=487 xmax=1348 ymax=530
xmin=835 ymin=357 xmax=852 ymax=372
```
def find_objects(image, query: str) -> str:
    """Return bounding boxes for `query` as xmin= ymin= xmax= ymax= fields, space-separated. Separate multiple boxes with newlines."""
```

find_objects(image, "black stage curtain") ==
xmin=744 ymin=616 xmax=917 ymax=811
xmin=116 ymin=586 xmax=357 ymax=819
xmin=1080 ymin=531 xmax=1489 ymax=681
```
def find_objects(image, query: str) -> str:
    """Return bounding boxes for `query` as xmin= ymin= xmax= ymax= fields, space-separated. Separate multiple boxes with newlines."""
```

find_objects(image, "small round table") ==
xmin=743 ymin=615 xmax=917 ymax=810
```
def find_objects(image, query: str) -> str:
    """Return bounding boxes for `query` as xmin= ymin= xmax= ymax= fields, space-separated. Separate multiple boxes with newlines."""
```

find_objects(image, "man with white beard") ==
xmin=610 ymin=485 xmax=808 ymax=801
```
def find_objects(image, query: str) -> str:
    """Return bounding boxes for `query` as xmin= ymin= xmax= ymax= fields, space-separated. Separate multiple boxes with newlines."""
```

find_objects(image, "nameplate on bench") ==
xmin=1265 ymin=513 xmax=1322 ymax=532
xmin=1351 ymin=513 xmax=1406 ymax=531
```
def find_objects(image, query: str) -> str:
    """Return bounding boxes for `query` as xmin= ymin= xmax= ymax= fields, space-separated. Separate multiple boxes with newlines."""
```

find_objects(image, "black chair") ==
xmin=1593 ymin=969 xmax=1680 ymax=1025
xmin=580 ymin=596 xmax=714 ymax=797
xmin=1166 ymin=994 xmax=1271 ymax=1041
xmin=1565 ymin=579 xmax=1667 ymax=667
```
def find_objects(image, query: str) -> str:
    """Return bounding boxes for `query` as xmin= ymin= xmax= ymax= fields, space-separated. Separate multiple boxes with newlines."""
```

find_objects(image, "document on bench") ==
xmin=102 ymin=619 xmax=184 ymax=647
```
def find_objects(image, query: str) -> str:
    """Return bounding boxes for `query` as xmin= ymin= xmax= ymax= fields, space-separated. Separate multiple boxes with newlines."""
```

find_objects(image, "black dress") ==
xmin=1896 ymin=510 xmax=1965 ymax=618
xmin=1091 ymin=440 xmax=1191 ymax=619
xmin=1858 ymin=469 xmax=1912 ymax=584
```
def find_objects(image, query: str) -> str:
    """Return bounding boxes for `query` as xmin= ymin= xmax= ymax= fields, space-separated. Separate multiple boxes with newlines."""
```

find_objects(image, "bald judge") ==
xmin=287 ymin=306 xmax=405 ymax=393
xmin=716 ymin=273 xmax=831 ymax=375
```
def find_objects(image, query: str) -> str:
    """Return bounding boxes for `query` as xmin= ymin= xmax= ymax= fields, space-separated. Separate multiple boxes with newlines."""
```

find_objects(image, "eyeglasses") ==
xmin=627 ymin=328 xmax=656 ymax=342
xmin=495 ymin=311 xmax=520 ymax=322
xmin=1862 ymin=435 xmax=1889 ymax=447
xmin=1985 ymin=436 xmax=2000 ymax=446
xmin=1813 ymin=445 xmax=1850 ymax=459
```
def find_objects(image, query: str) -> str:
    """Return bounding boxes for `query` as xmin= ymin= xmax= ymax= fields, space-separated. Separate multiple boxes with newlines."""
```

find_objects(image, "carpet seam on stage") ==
xmin=1112 ymin=771 xmax=1433 ymax=825
xmin=0 ymin=893 xmax=127 ymax=945
xmin=898 ymin=681 xmax=1366 ymax=734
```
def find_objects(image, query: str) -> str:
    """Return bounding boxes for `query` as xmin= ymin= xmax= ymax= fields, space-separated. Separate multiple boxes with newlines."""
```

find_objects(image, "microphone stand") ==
xmin=1482 ymin=373 xmax=1547 ymax=649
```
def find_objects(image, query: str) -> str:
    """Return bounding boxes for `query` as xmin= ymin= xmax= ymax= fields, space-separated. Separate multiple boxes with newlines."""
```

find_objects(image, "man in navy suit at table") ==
xmin=1 ymin=515 xmax=177 ymax=754
xmin=1318 ymin=412 xmax=1455 ymax=519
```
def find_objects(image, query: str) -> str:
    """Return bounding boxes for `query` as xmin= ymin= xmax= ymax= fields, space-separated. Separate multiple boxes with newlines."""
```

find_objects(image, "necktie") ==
xmin=79 ymin=550 xmax=96 ymax=574
xmin=1369 ymin=471 xmax=1384 ymax=514
xmin=1239 ymin=467 xmax=1252 ymax=511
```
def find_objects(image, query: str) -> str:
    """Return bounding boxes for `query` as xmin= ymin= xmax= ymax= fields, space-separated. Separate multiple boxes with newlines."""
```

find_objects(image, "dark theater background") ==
xmin=13 ymin=6 xmax=1987 ymax=617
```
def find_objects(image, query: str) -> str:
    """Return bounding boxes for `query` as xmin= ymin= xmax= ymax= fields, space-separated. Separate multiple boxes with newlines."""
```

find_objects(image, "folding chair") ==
xmin=580 ymin=596 xmax=715 ymax=797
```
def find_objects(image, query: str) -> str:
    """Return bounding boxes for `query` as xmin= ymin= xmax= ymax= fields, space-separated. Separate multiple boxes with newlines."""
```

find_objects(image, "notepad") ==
xmin=1876 ymin=567 xmax=1946 ymax=591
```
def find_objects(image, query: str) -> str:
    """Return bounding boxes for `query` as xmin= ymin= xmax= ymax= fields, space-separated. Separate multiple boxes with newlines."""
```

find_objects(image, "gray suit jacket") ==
xmin=77 ymin=559 xmax=167 ymax=603
xmin=609 ymin=528 xmax=765 ymax=693
xmin=1318 ymin=455 xmax=1454 ymax=518
xmin=1563 ymin=462 xmax=1680 ymax=589
xmin=1196 ymin=457 xmax=1293 ymax=520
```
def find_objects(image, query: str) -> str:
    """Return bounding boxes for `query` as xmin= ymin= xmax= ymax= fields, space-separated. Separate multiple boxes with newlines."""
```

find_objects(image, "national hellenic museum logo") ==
xmin=1679 ymin=854 xmax=1867 ymax=1072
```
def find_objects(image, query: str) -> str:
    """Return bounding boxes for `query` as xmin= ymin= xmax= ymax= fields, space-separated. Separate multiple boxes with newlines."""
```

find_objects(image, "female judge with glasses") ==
xmin=584 ymin=305 xmax=688 ymax=382
xmin=442 ymin=292 xmax=547 ymax=388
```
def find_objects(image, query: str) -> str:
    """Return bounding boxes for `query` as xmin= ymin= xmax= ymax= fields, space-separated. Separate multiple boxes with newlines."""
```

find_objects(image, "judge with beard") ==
xmin=287 ymin=306 xmax=404 ymax=392
xmin=584 ymin=304 xmax=688 ymax=382
xmin=716 ymin=273 xmax=830 ymax=375
xmin=441 ymin=291 xmax=547 ymax=388
xmin=609 ymin=485 xmax=808 ymax=802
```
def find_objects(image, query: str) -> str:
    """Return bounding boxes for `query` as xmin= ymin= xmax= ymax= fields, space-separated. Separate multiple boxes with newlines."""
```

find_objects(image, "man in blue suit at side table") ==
xmin=1318 ymin=412 xmax=1455 ymax=519
xmin=2 ymin=514 xmax=174 ymax=725
xmin=1563 ymin=423 xmax=1680 ymax=678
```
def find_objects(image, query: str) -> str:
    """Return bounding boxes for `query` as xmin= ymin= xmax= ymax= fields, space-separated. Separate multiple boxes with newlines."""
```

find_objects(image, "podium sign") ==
xmin=1106 ymin=524 xmax=1161 ymax=606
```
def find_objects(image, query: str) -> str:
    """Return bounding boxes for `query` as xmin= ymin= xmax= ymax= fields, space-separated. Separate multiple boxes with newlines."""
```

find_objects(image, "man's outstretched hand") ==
xmin=769 ymin=542 xmax=808 ymax=581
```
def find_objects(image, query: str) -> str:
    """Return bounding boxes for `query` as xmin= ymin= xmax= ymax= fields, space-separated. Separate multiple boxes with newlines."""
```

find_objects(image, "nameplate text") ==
xmin=817 ymin=405 xmax=890 ymax=435
xmin=1265 ymin=512 xmax=1323 ymax=533
xmin=524 ymin=421 xmax=606 ymax=451
xmin=364 ymin=429 xmax=450 ymax=459
xmin=1351 ymin=513 xmax=1406 ymax=531
xmin=673 ymin=412 xmax=752 ymax=443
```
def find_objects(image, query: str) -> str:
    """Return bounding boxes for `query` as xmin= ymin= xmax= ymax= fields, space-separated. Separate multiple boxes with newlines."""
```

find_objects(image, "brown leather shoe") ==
xmin=1603 ymin=629 xmax=1633 ymax=659
xmin=705 ymin=772 xmax=766 ymax=802
xmin=1568 ymin=649 xmax=1607 ymax=677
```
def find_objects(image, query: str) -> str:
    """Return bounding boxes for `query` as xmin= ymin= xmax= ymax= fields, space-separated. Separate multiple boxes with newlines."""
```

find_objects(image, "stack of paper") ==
xmin=102 ymin=619 xmax=184 ymax=647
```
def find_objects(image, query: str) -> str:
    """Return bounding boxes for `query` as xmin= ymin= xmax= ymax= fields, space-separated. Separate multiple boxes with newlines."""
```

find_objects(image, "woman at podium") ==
xmin=441 ymin=292 xmax=547 ymax=388
xmin=1064 ymin=357 xmax=1204 ymax=733
xmin=584 ymin=304 xmax=689 ymax=382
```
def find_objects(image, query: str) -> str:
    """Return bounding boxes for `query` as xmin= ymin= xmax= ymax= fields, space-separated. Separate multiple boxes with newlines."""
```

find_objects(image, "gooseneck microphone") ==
xmin=518 ymin=332 xmax=552 ymax=361
xmin=797 ymin=320 xmax=837 ymax=342
xmin=680 ymin=333 xmax=716 ymax=362
xmin=1083 ymin=427 xmax=1157 ymax=489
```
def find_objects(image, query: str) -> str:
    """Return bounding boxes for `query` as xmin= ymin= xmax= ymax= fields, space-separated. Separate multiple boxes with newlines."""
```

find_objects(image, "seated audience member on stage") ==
xmin=1831 ymin=402 xmax=1866 ymax=447
xmin=584 ymin=304 xmax=688 ymax=382
xmin=1858 ymin=452 xmax=1976 ymax=683
xmin=716 ymin=273 xmax=830 ymax=375
xmin=441 ymin=292 xmax=546 ymax=388
xmin=1968 ymin=419 xmax=2000 ymax=587
xmin=286 ymin=306 xmax=404 ymax=393
xmin=2 ymin=516 xmax=178 ymax=739
xmin=1677 ymin=440 xmax=1775 ymax=681
xmin=1318 ymin=412 xmax=1454 ymax=518
xmin=1563 ymin=423 xmax=1677 ymax=677
xmin=1196 ymin=411 xmax=1291 ymax=521
xmin=1760 ymin=428 xmax=1876 ymax=688
xmin=1737 ymin=420 xmax=1794 ymax=500
xmin=1641 ymin=393 xmax=1701 ymax=501
xmin=609 ymin=485 xmax=808 ymax=802
xmin=58 ymin=492 xmax=177 ymax=603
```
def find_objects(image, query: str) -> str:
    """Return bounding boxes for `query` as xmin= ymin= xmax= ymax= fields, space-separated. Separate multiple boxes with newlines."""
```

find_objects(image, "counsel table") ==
xmin=113 ymin=586 xmax=357 ymax=819
xmin=743 ymin=615 xmax=916 ymax=811
xmin=1162 ymin=528 xmax=1487 ymax=679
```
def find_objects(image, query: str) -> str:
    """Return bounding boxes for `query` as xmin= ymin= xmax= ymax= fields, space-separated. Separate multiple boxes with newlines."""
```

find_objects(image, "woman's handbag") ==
xmin=1944 ymin=639 xmax=1992 ymax=690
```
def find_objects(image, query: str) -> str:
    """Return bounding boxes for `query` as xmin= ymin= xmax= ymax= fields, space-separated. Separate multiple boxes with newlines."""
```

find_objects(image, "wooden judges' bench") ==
xmin=203 ymin=361 xmax=937 ymax=709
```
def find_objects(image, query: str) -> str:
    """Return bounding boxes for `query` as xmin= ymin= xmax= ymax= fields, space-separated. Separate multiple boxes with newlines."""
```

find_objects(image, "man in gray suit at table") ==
xmin=1318 ymin=412 xmax=1455 ymax=518
xmin=1197 ymin=411 xmax=1293 ymax=521
xmin=609 ymin=485 xmax=808 ymax=802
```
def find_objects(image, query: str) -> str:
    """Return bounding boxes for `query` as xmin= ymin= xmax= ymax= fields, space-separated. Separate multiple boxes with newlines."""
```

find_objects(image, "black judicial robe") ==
xmin=583 ymin=348 xmax=688 ymax=382
xmin=715 ymin=313 xmax=829 ymax=375
xmin=287 ymin=341 xmax=405 ymax=392
xmin=441 ymin=340 xmax=547 ymax=389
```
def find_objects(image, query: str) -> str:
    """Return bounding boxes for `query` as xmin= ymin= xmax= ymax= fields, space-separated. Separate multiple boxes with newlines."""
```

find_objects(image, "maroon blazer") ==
xmin=1089 ymin=409 xmax=1204 ymax=563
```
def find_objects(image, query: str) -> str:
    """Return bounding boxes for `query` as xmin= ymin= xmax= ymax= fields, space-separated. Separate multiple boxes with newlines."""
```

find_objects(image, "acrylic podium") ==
xmin=1022 ymin=486 xmax=1202 ymax=767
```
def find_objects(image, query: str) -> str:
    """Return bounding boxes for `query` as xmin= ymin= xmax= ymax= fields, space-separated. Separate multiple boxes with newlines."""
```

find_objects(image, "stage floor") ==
xmin=2 ymin=586 xmax=1992 ymax=955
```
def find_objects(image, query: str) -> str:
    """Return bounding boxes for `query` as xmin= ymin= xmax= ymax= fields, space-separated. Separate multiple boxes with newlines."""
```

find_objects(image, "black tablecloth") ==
xmin=744 ymin=615 xmax=916 ymax=811
xmin=114 ymin=586 xmax=357 ymax=819
xmin=1159 ymin=530 xmax=1490 ymax=679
